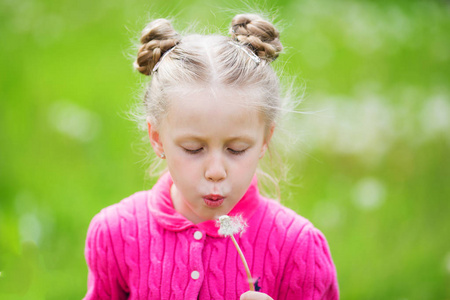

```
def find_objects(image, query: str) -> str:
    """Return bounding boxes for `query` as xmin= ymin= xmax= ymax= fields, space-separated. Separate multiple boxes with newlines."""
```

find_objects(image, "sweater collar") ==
xmin=147 ymin=172 xmax=261 ymax=237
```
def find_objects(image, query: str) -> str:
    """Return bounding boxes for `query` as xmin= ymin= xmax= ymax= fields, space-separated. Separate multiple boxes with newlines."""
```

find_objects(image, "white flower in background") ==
xmin=297 ymin=92 xmax=395 ymax=166
xmin=420 ymin=94 xmax=450 ymax=141
xmin=48 ymin=100 xmax=101 ymax=142
xmin=19 ymin=213 xmax=42 ymax=245
xmin=444 ymin=252 xmax=450 ymax=274
xmin=352 ymin=177 xmax=386 ymax=211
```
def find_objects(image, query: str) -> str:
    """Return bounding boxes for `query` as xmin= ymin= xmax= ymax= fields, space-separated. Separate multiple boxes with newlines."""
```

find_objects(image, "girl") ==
xmin=84 ymin=14 xmax=339 ymax=300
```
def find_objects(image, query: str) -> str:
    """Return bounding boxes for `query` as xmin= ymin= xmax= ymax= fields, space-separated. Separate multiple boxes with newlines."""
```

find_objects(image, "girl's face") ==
xmin=148 ymin=87 xmax=273 ymax=223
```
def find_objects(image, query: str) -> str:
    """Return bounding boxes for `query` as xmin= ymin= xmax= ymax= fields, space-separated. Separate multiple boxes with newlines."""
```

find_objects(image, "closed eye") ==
xmin=227 ymin=148 xmax=247 ymax=155
xmin=183 ymin=147 xmax=203 ymax=154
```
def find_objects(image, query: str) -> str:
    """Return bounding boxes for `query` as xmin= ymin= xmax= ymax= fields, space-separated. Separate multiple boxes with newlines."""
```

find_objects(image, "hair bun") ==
xmin=230 ymin=14 xmax=283 ymax=62
xmin=134 ymin=19 xmax=181 ymax=75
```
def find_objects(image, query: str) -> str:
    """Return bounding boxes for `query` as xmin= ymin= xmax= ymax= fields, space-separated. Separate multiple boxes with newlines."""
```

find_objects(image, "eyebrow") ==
xmin=174 ymin=134 xmax=256 ymax=143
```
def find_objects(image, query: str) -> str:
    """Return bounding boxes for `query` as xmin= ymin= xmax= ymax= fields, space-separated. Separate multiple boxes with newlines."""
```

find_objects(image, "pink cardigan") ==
xmin=84 ymin=173 xmax=339 ymax=299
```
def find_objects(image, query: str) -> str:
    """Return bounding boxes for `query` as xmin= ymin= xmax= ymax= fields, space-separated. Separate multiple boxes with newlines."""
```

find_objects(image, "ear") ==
xmin=259 ymin=123 xmax=275 ymax=159
xmin=147 ymin=120 xmax=165 ymax=158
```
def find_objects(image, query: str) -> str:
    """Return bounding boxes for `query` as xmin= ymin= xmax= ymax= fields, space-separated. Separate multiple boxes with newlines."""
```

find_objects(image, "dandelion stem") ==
xmin=230 ymin=234 xmax=255 ymax=291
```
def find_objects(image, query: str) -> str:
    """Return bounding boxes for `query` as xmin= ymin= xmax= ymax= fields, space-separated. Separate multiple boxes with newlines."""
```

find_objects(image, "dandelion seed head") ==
xmin=217 ymin=215 xmax=248 ymax=236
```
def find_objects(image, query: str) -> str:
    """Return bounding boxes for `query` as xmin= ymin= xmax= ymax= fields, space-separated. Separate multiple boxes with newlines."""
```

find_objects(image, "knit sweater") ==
xmin=84 ymin=173 xmax=339 ymax=299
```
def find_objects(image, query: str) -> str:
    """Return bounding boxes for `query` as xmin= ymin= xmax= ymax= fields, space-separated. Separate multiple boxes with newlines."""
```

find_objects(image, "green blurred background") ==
xmin=1 ymin=0 xmax=449 ymax=298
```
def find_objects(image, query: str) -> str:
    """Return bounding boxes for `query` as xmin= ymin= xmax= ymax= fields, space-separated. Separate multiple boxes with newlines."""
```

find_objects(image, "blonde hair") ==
xmin=134 ymin=14 xmax=287 ymax=198
xmin=134 ymin=14 xmax=283 ymax=129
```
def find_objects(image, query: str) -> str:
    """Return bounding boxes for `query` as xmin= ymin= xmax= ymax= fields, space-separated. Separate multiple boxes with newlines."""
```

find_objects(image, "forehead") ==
xmin=161 ymin=86 xmax=265 ymax=138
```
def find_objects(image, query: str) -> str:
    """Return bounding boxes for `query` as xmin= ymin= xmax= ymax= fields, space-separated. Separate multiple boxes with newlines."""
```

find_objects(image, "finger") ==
xmin=240 ymin=291 xmax=274 ymax=300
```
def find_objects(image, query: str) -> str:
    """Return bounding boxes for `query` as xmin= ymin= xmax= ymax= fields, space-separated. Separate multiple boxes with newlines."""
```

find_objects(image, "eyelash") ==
xmin=183 ymin=148 xmax=203 ymax=155
xmin=227 ymin=148 xmax=247 ymax=155
xmin=182 ymin=148 xmax=247 ymax=155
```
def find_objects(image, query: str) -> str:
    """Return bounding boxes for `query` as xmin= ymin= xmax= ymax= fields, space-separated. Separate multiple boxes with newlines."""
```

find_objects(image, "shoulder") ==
xmin=259 ymin=198 xmax=312 ymax=242
xmin=86 ymin=191 xmax=150 ymax=243
xmin=258 ymin=199 xmax=339 ymax=298
xmin=248 ymin=198 xmax=338 ymax=298
xmin=84 ymin=191 xmax=149 ymax=298
xmin=84 ymin=191 xmax=151 ymax=277
xmin=285 ymin=223 xmax=339 ymax=299
xmin=265 ymin=199 xmax=336 ymax=271
xmin=249 ymin=197 xmax=319 ymax=262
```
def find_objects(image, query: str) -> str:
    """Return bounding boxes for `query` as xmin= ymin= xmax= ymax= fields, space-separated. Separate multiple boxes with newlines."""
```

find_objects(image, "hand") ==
xmin=240 ymin=291 xmax=274 ymax=300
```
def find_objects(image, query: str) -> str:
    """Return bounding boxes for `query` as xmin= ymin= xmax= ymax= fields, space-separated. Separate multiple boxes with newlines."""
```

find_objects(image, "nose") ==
xmin=204 ymin=153 xmax=227 ymax=182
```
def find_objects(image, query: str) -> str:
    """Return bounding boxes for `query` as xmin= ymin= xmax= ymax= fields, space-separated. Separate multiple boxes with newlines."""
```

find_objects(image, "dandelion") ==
xmin=217 ymin=215 xmax=254 ymax=291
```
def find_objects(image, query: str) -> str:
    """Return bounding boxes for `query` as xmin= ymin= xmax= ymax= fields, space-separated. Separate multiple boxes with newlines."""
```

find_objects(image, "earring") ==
xmin=160 ymin=153 xmax=165 ymax=159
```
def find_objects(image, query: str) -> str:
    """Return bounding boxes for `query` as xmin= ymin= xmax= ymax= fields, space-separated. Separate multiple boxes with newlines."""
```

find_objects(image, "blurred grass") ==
xmin=1 ymin=0 xmax=449 ymax=299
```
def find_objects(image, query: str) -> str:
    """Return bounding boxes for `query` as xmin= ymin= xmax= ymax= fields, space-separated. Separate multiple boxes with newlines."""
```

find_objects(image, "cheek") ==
xmin=167 ymin=154 xmax=200 ymax=179
xmin=229 ymin=155 xmax=260 ymax=175
xmin=168 ymin=157 xmax=189 ymax=171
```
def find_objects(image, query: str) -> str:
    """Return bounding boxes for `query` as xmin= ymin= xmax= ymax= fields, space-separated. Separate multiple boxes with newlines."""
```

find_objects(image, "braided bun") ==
xmin=134 ymin=19 xmax=181 ymax=75
xmin=230 ymin=14 xmax=283 ymax=62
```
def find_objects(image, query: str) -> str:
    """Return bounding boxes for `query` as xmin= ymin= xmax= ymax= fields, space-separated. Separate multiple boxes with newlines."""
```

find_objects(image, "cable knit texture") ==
xmin=84 ymin=173 xmax=339 ymax=299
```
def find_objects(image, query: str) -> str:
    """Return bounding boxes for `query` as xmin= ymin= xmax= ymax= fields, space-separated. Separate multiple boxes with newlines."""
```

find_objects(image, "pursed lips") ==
xmin=202 ymin=194 xmax=225 ymax=207
xmin=203 ymin=194 xmax=224 ymax=201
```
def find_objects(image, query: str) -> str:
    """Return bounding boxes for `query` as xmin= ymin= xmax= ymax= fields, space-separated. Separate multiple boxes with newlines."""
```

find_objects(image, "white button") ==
xmin=193 ymin=231 xmax=203 ymax=240
xmin=191 ymin=270 xmax=200 ymax=280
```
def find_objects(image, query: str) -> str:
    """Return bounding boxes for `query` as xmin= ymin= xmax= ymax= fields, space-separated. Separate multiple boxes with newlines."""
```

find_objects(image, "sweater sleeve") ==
xmin=83 ymin=210 xmax=129 ymax=300
xmin=280 ymin=224 xmax=339 ymax=300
